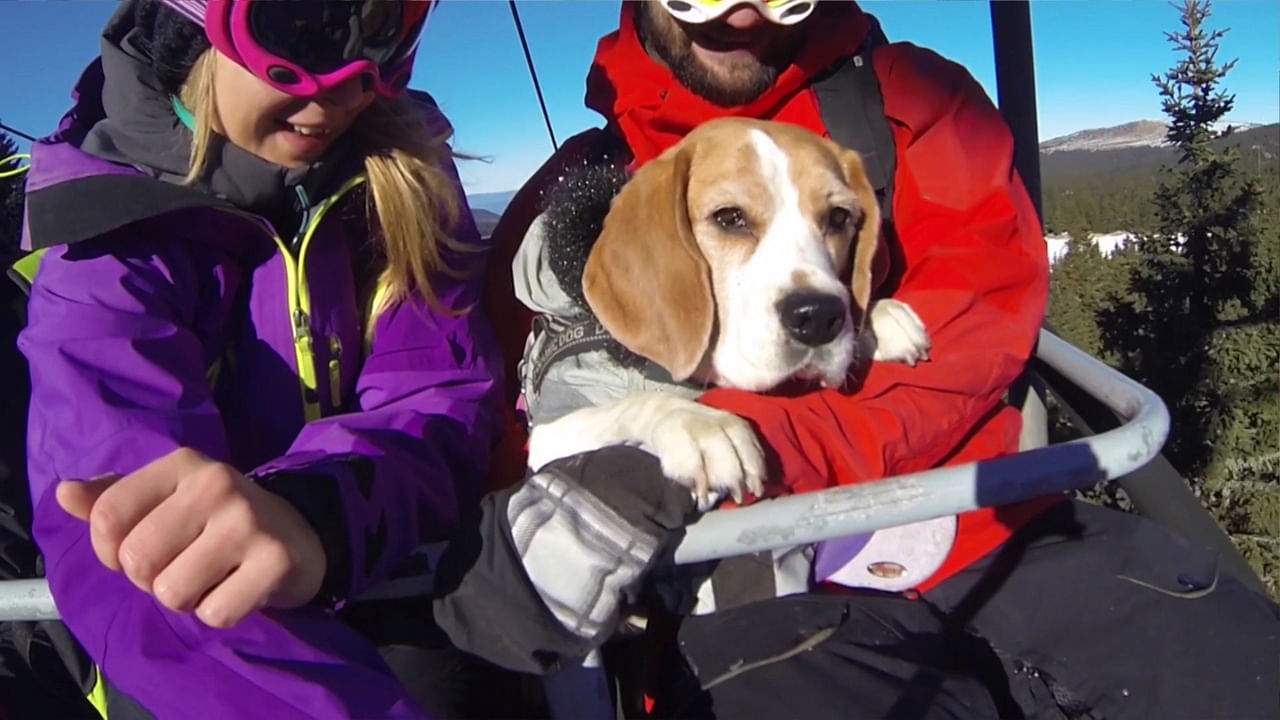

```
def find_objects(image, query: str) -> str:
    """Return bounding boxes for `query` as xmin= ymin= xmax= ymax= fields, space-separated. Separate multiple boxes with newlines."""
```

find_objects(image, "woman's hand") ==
xmin=56 ymin=447 xmax=327 ymax=629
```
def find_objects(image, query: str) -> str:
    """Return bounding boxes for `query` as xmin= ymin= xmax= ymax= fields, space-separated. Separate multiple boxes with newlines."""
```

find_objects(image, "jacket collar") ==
xmin=584 ymin=1 xmax=869 ymax=167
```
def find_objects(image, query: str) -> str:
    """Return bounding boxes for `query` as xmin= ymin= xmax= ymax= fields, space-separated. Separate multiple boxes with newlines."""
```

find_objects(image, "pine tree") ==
xmin=1098 ymin=0 xmax=1279 ymax=597
xmin=1048 ymin=229 xmax=1126 ymax=364
xmin=1048 ymin=226 xmax=1137 ymax=510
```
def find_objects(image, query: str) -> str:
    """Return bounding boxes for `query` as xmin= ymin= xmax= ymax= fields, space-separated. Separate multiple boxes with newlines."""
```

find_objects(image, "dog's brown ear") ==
xmin=583 ymin=145 xmax=714 ymax=381
xmin=838 ymin=147 xmax=883 ymax=329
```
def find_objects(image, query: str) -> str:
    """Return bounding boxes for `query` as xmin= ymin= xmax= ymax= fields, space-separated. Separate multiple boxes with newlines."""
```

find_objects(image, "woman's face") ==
xmin=210 ymin=50 xmax=376 ymax=168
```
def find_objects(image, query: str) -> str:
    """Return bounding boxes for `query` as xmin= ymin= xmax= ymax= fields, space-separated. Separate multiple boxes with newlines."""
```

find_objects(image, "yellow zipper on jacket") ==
xmin=328 ymin=334 xmax=344 ymax=409
xmin=221 ymin=174 xmax=368 ymax=422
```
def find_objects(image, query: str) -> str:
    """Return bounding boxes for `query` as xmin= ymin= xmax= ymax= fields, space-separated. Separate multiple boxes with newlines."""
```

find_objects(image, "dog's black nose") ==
xmin=777 ymin=291 xmax=846 ymax=347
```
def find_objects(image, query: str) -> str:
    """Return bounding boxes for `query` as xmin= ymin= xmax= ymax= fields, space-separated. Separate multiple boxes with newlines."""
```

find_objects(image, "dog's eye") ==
xmin=712 ymin=206 xmax=748 ymax=231
xmin=826 ymin=207 xmax=854 ymax=233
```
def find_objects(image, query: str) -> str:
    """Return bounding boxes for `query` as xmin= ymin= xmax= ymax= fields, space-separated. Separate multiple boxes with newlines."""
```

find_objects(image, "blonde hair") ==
xmin=179 ymin=50 xmax=218 ymax=187
xmin=179 ymin=50 xmax=468 ymax=315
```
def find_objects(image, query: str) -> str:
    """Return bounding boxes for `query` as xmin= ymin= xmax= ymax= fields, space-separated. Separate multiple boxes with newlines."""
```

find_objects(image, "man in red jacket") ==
xmin=484 ymin=2 xmax=1278 ymax=718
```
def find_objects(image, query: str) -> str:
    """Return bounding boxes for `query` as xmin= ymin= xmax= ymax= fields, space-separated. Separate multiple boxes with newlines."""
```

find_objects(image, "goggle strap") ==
xmin=162 ymin=0 xmax=207 ymax=26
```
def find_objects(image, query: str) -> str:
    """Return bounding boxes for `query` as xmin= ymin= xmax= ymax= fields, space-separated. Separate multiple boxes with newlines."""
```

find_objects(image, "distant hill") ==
xmin=1040 ymin=121 xmax=1277 ymax=181
xmin=1040 ymin=120 xmax=1172 ymax=154
xmin=1038 ymin=121 xmax=1277 ymax=235
xmin=472 ymin=208 xmax=501 ymax=237
xmin=466 ymin=191 xmax=517 ymax=237
xmin=468 ymin=190 xmax=518 ymax=214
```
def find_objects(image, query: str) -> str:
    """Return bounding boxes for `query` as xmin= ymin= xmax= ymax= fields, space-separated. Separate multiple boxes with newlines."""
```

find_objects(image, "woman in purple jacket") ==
xmin=16 ymin=0 xmax=513 ymax=717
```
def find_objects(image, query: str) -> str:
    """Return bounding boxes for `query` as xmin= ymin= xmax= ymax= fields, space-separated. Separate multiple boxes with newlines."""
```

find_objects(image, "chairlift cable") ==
xmin=0 ymin=120 xmax=37 ymax=143
xmin=507 ymin=0 xmax=559 ymax=151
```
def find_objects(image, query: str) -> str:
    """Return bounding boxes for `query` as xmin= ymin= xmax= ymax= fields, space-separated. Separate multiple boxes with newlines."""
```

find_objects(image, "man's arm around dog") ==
xmin=694 ymin=46 xmax=1057 ymax=587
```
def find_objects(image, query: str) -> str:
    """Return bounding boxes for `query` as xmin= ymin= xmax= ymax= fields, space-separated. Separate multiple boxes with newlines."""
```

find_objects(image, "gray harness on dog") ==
xmin=526 ymin=314 xmax=690 ymax=397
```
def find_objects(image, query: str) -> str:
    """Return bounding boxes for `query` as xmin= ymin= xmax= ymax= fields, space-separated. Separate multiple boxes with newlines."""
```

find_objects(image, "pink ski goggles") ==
xmin=161 ymin=0 xmax=434 ymax=98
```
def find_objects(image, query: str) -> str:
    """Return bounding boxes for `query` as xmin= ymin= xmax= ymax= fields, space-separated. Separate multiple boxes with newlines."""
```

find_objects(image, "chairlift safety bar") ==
xmin=671 ymin=328 xmax=1169 ymax=564
xmin=0 ymin=329 xmax=1170 ymax=621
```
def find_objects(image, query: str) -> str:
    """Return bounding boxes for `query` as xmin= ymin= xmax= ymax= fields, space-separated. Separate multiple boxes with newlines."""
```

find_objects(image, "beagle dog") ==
xmin=526 ymin=117 xmax=931 ymax=508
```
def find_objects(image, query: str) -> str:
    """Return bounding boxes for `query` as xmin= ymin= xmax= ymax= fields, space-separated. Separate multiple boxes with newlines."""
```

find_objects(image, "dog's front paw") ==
xmin=645 ymin=405 xmax=766 ymax=511
xmin=870 ymin=299 xmax=931 ymax=366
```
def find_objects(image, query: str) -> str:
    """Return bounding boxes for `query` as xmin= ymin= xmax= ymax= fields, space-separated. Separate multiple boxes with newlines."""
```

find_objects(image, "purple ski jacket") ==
xmin=16 ymin=11 xmax=503 ymax=719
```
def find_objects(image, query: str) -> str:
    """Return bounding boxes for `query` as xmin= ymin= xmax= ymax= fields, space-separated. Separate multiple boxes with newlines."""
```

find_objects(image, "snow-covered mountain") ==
xmin=1041 ymin=119 xmax=1263 ymax=153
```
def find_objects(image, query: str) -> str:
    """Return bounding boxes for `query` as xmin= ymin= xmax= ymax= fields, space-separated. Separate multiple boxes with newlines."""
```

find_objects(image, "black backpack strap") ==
xmin=811 ymin=13 xmax=896 ymax=226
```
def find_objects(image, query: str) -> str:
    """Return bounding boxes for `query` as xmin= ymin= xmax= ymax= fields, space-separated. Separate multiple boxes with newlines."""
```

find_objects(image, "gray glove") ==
xmin=432 ymin=445 xmax=697 ymax=674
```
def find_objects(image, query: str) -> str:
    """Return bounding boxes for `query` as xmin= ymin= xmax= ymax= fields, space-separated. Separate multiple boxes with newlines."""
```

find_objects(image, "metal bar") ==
xmin=989 ymin=0 xmax=1050 ymax=465
xmin=673 ymin=329 xmax=1168 ymax=563
xmin=990 ymin=0 xmax=1044 ymax=221
xmin=1033 ymin=354 xmax=1266 ymax=593
xmin=0 ymin=579 xmax=59 ymax=621
xmin=0 ymin=330 xmax=1170 ymax=620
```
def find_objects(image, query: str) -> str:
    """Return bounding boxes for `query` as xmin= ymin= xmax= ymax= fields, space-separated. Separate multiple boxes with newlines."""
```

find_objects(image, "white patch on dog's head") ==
xmin=693 ymin=126 xmax=860 ymax=391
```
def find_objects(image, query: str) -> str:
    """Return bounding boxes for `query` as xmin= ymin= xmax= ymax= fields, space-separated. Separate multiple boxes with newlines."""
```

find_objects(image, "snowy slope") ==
xmin=1041 ymin=119 xmax=1263 ymax=153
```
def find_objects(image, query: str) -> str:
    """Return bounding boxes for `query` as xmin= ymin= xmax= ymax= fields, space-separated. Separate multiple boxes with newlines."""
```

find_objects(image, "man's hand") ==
xmin=56 ymin=448 xmax=327 ymax=629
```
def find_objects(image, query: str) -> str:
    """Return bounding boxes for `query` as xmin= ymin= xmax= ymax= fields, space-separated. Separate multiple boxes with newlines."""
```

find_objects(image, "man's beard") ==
xmin=637 ymin=5 xmax=790 ymax=108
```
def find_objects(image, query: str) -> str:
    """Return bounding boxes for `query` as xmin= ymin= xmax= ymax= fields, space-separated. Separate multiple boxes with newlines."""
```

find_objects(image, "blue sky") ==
xmin=1 ymin=1 xmax=1276 ymax=195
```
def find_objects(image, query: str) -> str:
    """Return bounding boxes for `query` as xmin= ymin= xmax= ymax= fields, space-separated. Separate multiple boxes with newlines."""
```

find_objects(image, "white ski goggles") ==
xmin=658 ymin=0 xmax=818 ymax=26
